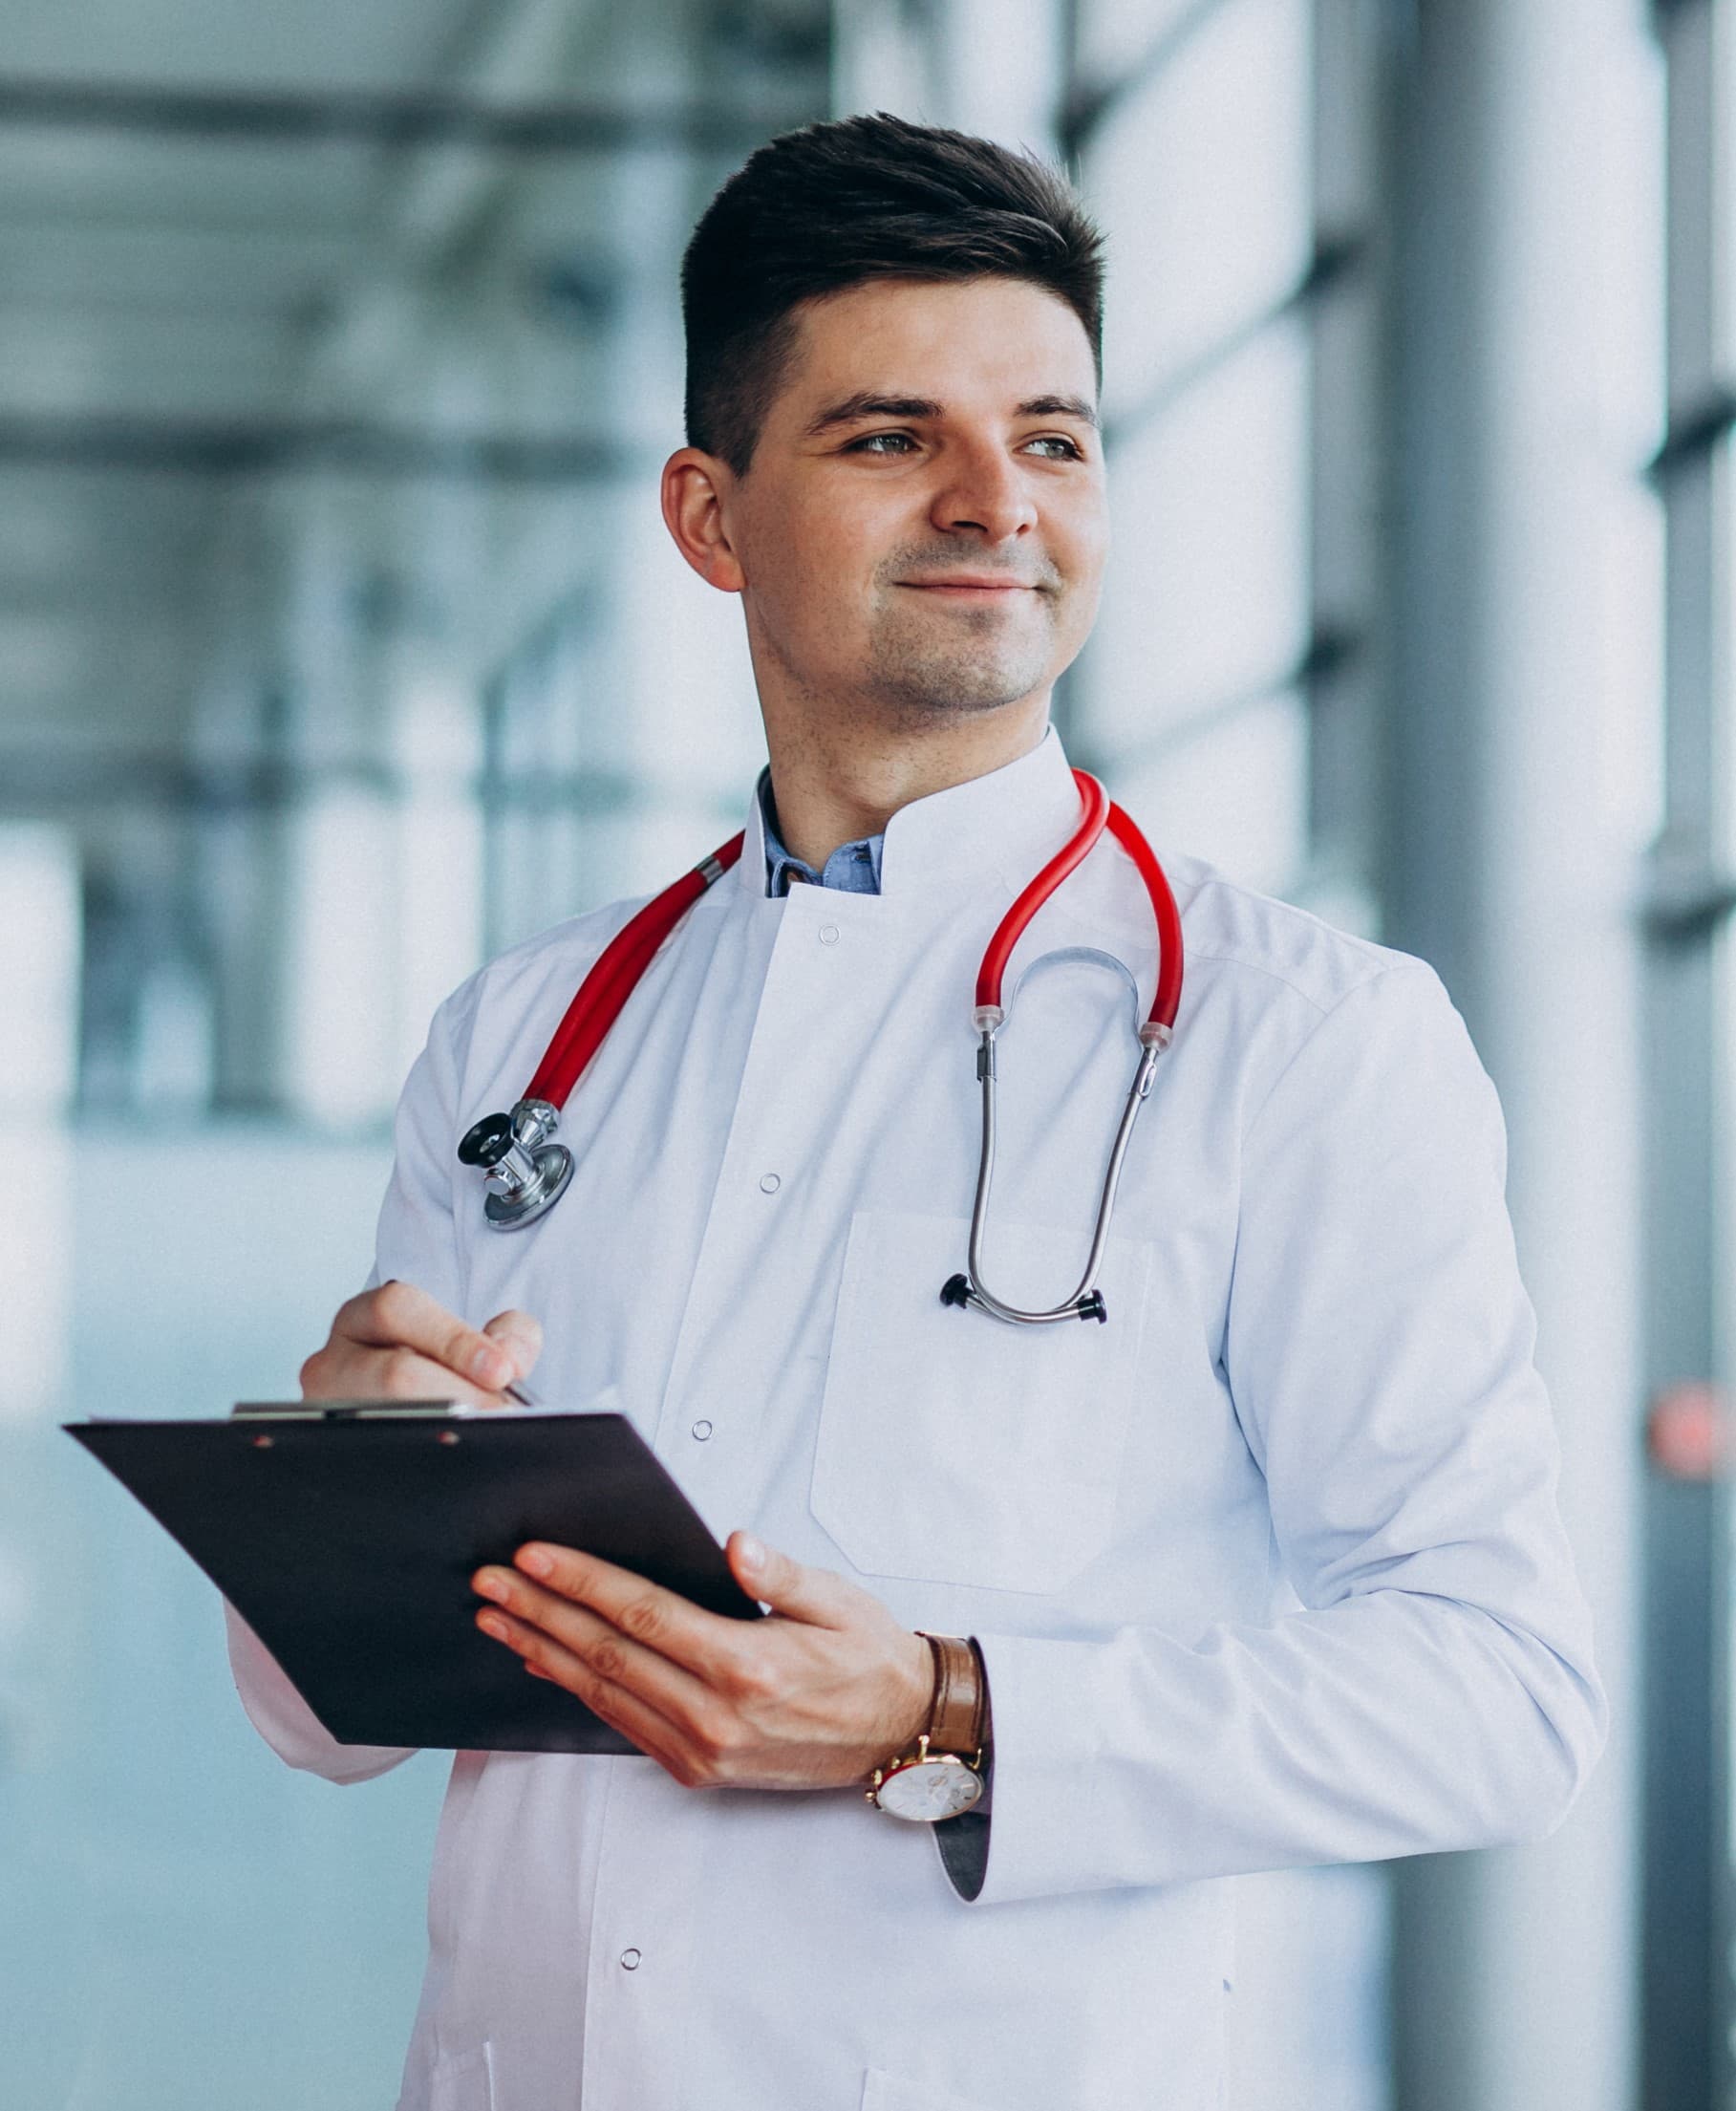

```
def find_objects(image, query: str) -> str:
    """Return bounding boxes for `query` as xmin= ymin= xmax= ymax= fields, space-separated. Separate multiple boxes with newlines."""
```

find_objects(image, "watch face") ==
xmin=874 ymin=1756 xmax=983 ymax=1822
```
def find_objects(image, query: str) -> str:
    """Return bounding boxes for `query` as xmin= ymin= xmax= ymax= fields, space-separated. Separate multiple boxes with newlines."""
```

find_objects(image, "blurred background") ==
xmin=0 ymin=0 xmax=1715 ymax=2104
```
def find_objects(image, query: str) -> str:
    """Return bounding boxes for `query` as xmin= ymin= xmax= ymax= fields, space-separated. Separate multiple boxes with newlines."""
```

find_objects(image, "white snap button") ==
xmin=620 ymin=1948 xmax=641 ymax=1971
xmin=692 ymin=1419 xmax=713 ymax=1442
xmin=819 ymin=924 xmax=840 ymax=944
xmin=759 ymin=1173 xmax=781 ymax=1194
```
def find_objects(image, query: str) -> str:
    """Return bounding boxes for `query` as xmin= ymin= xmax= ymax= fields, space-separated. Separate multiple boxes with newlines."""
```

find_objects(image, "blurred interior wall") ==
xmin=0 ymin=824 xmax=79 ymax=1423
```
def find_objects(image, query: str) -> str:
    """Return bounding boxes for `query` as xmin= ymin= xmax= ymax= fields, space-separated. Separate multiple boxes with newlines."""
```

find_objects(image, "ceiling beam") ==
xmin=0 ymin=75 xmax=809 ymax=154
xmin=0 ymin=410 xmax=642 ymax=482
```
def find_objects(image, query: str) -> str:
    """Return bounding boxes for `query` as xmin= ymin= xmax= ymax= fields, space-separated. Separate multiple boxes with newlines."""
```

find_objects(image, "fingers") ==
xmin=482 ymin=1308 xmax=543 ymax=1379
xmin=342 ymin=1281 xmax=514 ymax=1387
xmin=726 ymin=1533 xmax=860 ymax=1630
xmin=473 ymin=1568 xmax=745 ymax=1787
xmin=300 ymin=1280 xmax=525 ymax=1403
xmin=473 ymin=1572 xmax=717 ymax=1728
xmin=476 ymin=1599 xmax=695 ymax=1775
xmin=504 ymin=1543 xmax=751 ymax=1682
xmin=474 ymin=1543 xmax=933 ymax=1792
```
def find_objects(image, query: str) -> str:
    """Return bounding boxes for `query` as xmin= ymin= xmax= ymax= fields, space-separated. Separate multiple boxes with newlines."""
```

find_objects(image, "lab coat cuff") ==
xmin=933 ymin=1799 xmax=991 ymax=1900
xmin=950 ymin=1632 xmax=1098 ymax=1906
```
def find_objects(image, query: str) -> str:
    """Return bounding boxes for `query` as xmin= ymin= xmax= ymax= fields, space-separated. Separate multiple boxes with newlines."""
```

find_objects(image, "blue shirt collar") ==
xmin=758 ymin=768 xmax=885 ymax=897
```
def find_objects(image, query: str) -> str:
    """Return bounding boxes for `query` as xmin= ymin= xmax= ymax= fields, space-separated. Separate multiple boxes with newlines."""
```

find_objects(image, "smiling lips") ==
xmin=898 ymin=575 xmax=1038 ymax=596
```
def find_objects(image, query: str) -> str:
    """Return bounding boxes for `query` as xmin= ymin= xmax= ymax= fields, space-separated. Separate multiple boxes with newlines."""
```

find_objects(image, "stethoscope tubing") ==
xmin=947 ymin=769 xmax=1182 ymax=1325
xmin=461 ymin=770 xmax=1184 ymax=1328
xmin=975 ymin=770 xmax=1110 ymax=1014
xmin=526 ymin=835 xmax=745 ymax=1108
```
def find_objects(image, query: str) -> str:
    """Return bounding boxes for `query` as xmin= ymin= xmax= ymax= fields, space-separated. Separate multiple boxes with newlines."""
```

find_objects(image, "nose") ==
xmin=929 ymin=440 xmax=1038 ymax=543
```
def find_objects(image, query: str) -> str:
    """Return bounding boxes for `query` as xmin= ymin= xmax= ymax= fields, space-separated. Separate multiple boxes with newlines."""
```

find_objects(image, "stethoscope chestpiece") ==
xmin=457 ymin=1098 xmax=574 ymax=1232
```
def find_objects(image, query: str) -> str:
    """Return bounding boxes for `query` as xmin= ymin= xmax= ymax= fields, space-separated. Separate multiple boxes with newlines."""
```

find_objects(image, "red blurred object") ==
xmin=1646 ymin=1383 xmax=1729 ymax=1480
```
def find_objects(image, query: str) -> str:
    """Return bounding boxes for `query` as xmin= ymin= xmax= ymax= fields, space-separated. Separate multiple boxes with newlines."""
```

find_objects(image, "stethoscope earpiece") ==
xmin=939 ymin=1273 xmax=1109 ymax=1325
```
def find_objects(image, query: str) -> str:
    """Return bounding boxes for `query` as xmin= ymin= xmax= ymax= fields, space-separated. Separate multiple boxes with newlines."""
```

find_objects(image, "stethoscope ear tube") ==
xmin=942 ymin=772 xmax=1183 ymax=1327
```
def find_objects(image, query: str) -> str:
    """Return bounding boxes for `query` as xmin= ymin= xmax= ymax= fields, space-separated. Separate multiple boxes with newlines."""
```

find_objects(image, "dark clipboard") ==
xmin=66 ymin=1403 xmax=761 ymax=1755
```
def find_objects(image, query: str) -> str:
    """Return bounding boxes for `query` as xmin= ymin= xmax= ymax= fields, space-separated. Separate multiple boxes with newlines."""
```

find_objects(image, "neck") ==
xmin=760 ymin=696 xmax=1052 ymax=873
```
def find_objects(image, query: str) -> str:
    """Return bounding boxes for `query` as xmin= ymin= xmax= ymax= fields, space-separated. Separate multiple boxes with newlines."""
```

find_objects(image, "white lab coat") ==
xmin=227 ymin=730 xmax=1604 ymax=2111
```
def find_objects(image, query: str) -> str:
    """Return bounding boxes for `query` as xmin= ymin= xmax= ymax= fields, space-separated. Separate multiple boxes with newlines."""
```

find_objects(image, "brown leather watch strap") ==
xmin=918 ymin=1631 xmax=985 ymax=1756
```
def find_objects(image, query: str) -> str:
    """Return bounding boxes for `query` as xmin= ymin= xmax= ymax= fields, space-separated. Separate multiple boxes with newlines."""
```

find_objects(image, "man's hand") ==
xmin=471 ymin=1534 xmax=933 ymax=1792
xmin=299 ymin=1280 xmax=543 ymax=1406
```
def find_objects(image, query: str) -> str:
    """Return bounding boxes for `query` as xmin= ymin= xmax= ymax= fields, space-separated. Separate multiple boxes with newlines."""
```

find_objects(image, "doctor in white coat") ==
xmin=228 ymin=114 xmax=1605 ymax=2111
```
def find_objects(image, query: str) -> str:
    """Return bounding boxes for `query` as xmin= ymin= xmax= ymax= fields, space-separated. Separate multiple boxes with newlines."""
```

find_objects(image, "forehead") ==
xmin=776 ymin=277 xmax=1098 ymax=417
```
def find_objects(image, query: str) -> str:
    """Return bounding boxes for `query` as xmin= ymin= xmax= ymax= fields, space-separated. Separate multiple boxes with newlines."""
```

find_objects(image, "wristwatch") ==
xmin=867 ymin=1632 xmax=988 ymax=1822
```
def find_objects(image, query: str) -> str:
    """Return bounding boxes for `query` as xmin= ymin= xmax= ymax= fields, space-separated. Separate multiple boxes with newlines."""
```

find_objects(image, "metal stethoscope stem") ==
xmin=944 ymin=1010 xmax=1170 ymax=1326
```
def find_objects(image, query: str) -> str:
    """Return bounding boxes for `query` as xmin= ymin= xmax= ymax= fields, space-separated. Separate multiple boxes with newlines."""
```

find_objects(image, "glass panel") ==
xmin=1084 ymin=315 xmax=1310 ymax=750
xmin=1107 ymin=686 xmax=1308 ymax=897
xmin=0 ymin=1131 xmax=445 ymax=2111
xmin=1087 ymin=0 xmax=1312 ymax=416
xmin=1075 ymin=0 xmax=1217 ymax=86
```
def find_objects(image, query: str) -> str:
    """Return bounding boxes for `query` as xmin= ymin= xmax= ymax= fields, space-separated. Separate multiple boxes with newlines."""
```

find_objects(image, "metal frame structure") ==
xmin=0 ymin=74 xmax=812 ymax=150
xmin=1645 ymin=3 xmax=1736 ymax=2105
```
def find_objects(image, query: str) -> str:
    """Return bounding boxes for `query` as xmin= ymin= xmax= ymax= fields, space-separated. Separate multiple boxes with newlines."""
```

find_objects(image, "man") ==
xmin=229 ymin=114 xmax=1605 ymax=2110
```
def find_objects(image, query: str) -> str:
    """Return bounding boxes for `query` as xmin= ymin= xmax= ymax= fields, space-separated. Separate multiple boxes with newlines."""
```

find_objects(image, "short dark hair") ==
xmin=681 ymin=112 xmax=1104 ymax=475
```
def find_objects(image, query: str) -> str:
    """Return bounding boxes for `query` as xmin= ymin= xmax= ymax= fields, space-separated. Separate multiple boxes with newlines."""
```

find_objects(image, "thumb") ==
xmin=728 ymin=1532 xmax=853 ymax=1627
xmin=482 ymin=1308 xmax=543 ymax=1380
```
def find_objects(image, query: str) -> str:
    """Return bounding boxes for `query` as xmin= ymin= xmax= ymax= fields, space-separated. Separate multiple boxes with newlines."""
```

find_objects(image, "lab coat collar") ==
xmin=735 ymin=725 xmax=1082 ymax=902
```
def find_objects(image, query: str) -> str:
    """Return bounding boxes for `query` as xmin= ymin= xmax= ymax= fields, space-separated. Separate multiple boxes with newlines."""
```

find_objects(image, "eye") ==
xmin=846 ymin=431 xmax=918 ymax=456
xmin=1022 ymin=434 xmax=1086 ymax=461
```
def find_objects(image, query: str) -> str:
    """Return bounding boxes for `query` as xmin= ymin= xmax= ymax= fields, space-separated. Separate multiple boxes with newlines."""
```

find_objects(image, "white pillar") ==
xmin=267 ymin=486 xmax=402 ymax=1127
xmin=1382 ymin=4 xmax=1660 ymax=2105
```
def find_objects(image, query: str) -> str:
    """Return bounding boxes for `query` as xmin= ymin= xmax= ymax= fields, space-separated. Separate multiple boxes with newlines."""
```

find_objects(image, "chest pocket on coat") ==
xmin=810 ymin=1209 xmax=1154 ymax=1595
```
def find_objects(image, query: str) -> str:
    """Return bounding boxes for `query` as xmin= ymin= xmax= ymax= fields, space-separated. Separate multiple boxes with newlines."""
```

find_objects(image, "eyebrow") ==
xmin=1018 ymin=394 xmax=1101 ymax=429
xmin=802 ymin=390 xmax=1101 ymax=437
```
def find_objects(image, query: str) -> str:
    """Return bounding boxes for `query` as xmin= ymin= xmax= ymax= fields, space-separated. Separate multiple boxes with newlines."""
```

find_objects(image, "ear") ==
xmin=661 ymin=447 xmax=747 ymax=593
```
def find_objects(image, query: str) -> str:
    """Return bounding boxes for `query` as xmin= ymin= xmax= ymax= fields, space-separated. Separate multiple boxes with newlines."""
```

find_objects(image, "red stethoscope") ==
xmin=458 ymin=769 xmax=1183 ymax=1327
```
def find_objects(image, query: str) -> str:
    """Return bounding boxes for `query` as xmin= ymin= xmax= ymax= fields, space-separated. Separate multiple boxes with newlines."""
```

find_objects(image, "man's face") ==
xmin=718 ymin=275 xmax=1107 ymax=721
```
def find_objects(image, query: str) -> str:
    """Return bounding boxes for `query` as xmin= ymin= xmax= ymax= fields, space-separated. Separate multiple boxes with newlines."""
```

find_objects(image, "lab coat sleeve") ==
xmin=225 ymin=978 xmax=479 ymax=1782
xmin=225 ymin=1604 xmax=417 ymax=1783
xmin=965 ymin=961 xmax=1607 ymax=1906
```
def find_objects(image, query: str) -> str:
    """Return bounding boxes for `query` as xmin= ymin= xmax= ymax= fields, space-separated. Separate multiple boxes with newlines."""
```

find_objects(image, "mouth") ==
xmin=895 ymin=577 xmax=1039 ymax=599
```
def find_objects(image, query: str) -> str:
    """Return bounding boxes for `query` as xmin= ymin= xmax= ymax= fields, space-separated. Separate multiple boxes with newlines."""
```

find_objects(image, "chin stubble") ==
xmin=862 ymin=549 xmax=1063 ymax=718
